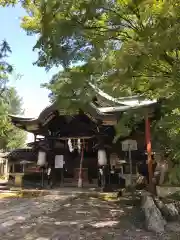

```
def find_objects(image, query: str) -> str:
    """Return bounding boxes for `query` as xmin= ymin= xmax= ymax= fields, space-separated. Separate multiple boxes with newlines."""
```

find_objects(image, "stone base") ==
xmin=0 ymin=185 xmax=9 ymax=190
xmin=141 ymin=193 xmax=166 ymax=233
xmin=0 ymin=181 xmax=9 ymax=190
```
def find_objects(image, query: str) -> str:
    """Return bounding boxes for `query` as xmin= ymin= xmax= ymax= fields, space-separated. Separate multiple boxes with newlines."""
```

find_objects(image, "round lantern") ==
xmin=37 ymin=151 xmax=46 ymax=167
xmin=98 ymin=149 xmax=107 ymax=166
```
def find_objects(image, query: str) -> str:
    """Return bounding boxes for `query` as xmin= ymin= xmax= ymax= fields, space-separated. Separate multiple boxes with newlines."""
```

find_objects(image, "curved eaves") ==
xmin=37 ymin=102 xmax=57 ymax=122
xmin=88 ymin=82 xmax=157 ymax=107
xmin=8 ymin=115 xmax=37 ymax=122
xmin=9 ymin=115 xmax=44 ymax=134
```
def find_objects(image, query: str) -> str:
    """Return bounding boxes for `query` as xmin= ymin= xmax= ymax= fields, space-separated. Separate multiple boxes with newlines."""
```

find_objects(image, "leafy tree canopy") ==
xmin=17 ymin=0 xmax=180 ymax=147
xmin=0 ymin=40 xmax=14 ymax=134
xmin=0 ymin=87 xmax=26 ymax=150
xmin=3 ymin=1 xmax=177 ymax=99
xmin=3 ymin=0 xmax=180 ymax=177
xmin=0 ymin=37 xmax=26 ymax=150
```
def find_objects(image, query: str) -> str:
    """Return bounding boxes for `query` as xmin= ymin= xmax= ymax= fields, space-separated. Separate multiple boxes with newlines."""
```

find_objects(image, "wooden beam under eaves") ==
xmin=102 ymin=120 xmax=117 ymax=126
xmin=48 ymin=136 xmax=95 ymax=140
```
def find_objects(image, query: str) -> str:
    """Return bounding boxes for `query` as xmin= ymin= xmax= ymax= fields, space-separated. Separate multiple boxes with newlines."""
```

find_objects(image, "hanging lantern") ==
xmin=98 ymin=149 xmax=107 ymax=166
xmin=37 ymin=151 xmax=46 ymax=167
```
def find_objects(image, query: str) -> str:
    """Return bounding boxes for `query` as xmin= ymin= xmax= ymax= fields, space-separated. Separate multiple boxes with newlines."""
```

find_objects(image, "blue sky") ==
xmin=0 ymin=5 xmax=59 ymax=142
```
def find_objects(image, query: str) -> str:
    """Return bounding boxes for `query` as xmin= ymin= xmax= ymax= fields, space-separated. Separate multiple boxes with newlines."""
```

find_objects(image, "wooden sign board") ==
xmin=121 ymin=139 xmax=137 ymax=151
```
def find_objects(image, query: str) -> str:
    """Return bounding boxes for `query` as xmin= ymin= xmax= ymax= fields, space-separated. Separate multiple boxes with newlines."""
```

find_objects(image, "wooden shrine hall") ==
xmin=9 ymin=84 xmax=159 ymax=189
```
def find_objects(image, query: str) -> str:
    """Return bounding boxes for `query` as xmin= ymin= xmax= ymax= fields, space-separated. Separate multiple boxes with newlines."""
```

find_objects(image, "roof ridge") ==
xmin=88 ymin=82 xmax=141 ymax=103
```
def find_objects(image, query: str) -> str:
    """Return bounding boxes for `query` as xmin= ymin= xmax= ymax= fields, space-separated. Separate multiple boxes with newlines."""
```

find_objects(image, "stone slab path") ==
xmin=0 ymin=191 xmax=77 ymax=233
xmin=0 ymin=191 xmax=179 ymax=239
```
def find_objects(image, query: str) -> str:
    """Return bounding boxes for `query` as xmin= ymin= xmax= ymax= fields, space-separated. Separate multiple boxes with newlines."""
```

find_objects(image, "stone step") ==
xmin=0 ymin=186 xmax=10 ymax=190
xmin=0 ymin=181 xmax=10 ymax=190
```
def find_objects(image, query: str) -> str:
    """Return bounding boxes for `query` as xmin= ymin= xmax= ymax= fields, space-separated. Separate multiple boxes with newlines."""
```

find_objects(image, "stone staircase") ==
xmin=0 ymin=180 xmax=9 ymax=190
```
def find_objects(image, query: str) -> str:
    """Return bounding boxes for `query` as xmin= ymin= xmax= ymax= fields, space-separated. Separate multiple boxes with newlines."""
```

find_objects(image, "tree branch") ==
xmin=101 ymin=7 xmax=139 ymax=32
xmin=161 ymin=52 xmax=174 ymax=66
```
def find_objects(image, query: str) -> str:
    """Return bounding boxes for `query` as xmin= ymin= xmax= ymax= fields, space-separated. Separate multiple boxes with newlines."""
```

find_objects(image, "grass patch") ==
xmin=0 ymin=192 xmax=20 ymax=199
xmin=0 ymin=190 xmax=48 ymax=199
xmin=0 ymin=176 xmax=6 ymax=180
xmin=167 ymin=191 xmax=180 ymax=201
xmin=19 ymin=190 xmax=48 ymax=198
xmin=99 ymin=193 xmax=119 ymax=202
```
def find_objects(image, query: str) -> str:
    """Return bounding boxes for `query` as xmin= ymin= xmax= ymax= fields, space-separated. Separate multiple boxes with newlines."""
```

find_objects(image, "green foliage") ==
xmin=0 ymin=40 xmax=13 ymax=136
xmin=3 ymin=126 xmax=26 ymax=150
xmin=0 ymin=85 xmax=26 ymax=150
xmin=0 ymin=38 xmax=26 ymax=150
xmin=19 ymin=0 xmax=180 ymax=99
xmin=16 ymin=3 xmax=160 ymax=116
xmin=0 ymin=87 xmax=26 ymax=150
xmin=166 ymin=166 xmax=180 ymax=186
xmin=0 ymin=0 xmax=17 ymax=7
xmin=19 ymin=2 xmax=180 ymax=126
xmin=6 ymin=0 xmax=180 ymax=180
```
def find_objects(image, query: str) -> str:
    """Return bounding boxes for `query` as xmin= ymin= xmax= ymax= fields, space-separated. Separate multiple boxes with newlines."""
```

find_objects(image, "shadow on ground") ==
xmin=2 ymin=193 xmax=164 ymax=240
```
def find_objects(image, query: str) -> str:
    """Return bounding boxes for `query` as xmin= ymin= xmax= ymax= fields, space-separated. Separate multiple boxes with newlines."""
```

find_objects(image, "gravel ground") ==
xmin=0 ymin=191 xmax=179 ymax=240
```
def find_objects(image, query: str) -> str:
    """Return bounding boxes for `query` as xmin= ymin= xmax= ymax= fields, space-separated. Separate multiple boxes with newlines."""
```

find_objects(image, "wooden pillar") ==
xmin=145 ymin=114 xmax=156 ymax=195
xmin=4 ymin=159 xmax=9 ymax=180
xmin=12 ymin=164 xmax=15 ymax=173
xmin=41 ymin=167 xmax=45 ymax=188
xmin=60 ymin=168 xmax=64 ymax=186
xmin=78 ymin=143 xmax=84 ymax=188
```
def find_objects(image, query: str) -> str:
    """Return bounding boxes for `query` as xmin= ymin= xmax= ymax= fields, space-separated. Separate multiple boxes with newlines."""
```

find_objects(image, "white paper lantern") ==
xmin=98 ymin=149 xmax=107 ymax=166
xmin=37 ymin=151 xmax=46 ymax=166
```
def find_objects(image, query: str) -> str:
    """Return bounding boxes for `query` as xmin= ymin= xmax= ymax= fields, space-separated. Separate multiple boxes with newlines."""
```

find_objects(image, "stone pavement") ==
xmin=0 ymin=190 xmax=77 ymax=233
xmin=0 ymin=190 xmax=178 ymax=239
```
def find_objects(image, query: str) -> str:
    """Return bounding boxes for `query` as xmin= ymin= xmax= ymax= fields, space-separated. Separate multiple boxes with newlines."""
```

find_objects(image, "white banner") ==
xmin=55 ymin=155 xmax=64 ymax=169
xmin=37 ymin=151 xmax=46 ymax=166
